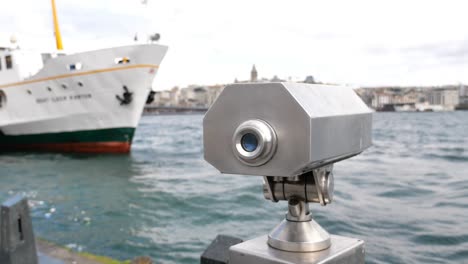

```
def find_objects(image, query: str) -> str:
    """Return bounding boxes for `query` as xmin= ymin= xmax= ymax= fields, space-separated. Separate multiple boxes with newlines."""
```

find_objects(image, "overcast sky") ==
xmin=1 ymin=0 xmax=467 ymax=90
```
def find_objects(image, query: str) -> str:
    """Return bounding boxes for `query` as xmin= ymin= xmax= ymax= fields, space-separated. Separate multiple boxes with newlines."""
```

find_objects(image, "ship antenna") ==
xmin=51 ymin=0 xmax=64 ymax=50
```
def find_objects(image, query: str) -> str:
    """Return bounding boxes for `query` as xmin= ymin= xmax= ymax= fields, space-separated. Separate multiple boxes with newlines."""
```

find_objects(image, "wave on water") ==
xmin=0 ymin=112 xmax=467 ymax=264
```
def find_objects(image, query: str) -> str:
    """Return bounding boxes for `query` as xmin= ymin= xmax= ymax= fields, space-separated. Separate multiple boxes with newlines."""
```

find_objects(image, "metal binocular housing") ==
xmin=203 ymin=82 xmax=372 ymax=259
xmin=204 ymin=82 xmax=373 ymax=177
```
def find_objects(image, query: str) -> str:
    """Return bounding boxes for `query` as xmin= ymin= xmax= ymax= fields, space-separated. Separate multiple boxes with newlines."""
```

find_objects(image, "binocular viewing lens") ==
xmin=232 ymin=119 xmax=277 ymax=166
xmin=241 ymin=133 xmax=259 ymax=152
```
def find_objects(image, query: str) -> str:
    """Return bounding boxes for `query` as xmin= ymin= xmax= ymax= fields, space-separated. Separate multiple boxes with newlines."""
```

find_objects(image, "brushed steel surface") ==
xmin=232 ymin=119 xmax=277 ymax=166
xmin=268 ymin=217 xmax=331 ymax=252
xmin=263 ymin=167 xmax=333 ymax=204
xmin=285 ymin=200 xmax=312 ymax=222
xmin=203 ymin=82 xmax=372 ymax=177
xmin=230 ymin=235 xmax=365 ymax=264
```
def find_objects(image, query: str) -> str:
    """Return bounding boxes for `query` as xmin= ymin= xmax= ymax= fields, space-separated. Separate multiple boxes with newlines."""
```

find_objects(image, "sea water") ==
xmin=0 ymin=112 xmax=467 ymax=264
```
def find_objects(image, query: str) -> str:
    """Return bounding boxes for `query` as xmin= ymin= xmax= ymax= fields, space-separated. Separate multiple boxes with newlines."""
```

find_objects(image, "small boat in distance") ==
xmin=0 ymin=0 xmax=167 ymax=153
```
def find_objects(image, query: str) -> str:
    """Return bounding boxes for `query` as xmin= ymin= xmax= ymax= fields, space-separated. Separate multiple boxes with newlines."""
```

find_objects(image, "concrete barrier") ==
xmin=0 ymin=195 xmax=38 ymax=264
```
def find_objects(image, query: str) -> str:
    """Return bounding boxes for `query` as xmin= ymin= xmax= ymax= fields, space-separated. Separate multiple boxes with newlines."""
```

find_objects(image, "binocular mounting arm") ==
xmin=262 ymin=165 xmax=335 ymax=252
xmin=263 ymin=165 xmax=334 ymax=206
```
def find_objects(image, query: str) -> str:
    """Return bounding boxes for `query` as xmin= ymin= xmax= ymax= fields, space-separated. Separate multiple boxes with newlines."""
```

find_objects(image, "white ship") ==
xmin=0 ymin=1 xmax=167 ymax=153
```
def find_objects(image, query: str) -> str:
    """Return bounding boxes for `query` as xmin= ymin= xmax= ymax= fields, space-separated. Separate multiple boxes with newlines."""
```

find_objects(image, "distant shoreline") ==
xmin=143 ymin=110 xmax=206 ymax=116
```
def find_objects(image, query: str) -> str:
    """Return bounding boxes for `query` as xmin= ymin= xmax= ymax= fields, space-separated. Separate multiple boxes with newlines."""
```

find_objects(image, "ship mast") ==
xmin=51 ymin=0 xmax=64 ymax=50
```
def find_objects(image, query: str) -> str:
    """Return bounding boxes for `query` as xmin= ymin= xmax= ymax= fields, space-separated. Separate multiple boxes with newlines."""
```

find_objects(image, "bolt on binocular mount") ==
xmin=204 ymin=82 xmax=373 ymax=264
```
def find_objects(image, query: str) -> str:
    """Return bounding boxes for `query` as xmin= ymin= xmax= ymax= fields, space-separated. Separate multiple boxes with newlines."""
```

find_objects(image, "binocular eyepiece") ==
xmin=233 ymin=119 xmax=277 ymax=166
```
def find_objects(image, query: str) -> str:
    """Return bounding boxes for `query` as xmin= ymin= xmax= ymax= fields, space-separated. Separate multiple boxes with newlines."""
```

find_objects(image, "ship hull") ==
xmin=0 ymin=44 xmax=167 ymax=153
xmin=0 ymin=127 xmax=134 ymax=153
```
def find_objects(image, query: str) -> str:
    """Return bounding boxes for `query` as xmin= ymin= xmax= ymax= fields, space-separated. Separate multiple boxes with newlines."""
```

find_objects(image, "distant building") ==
xmin=234 ymin=65 xmax=290 ymax=84
xmin=178 ymin=86 xmax=198 ymax=107
xmin=456 ymin=84 xmax=468 ymax=109
xmin=153 ymin=90 xmax=172 ymax=106
xmin=193 ymin=87 xmax=208 ymax=107
xmin=169 ymin=87 xmax=180 ymax=106
xmin=371 ymin=91 xmax=392 ymax=109
xmin=304 ymin=75 xmax=315 ymax=84
xmin=270 ymin=75 xmax=285 ymax=82
xmin=250 ymin=65 xmax=258 ymax=82
xmin=356 ymin=85 xmax=468 ymax=111
xmin=427 ymin=88 xmax=459 ymax=110
xmin=459 ymin=84 xmax=468 ymax=105
xmin=390 ymin=89 xmax=419 ymax=105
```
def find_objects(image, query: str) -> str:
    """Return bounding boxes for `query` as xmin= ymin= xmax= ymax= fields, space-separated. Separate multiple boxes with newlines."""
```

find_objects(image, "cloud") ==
xmin=1 ymin=0 xmax=468 ymax=88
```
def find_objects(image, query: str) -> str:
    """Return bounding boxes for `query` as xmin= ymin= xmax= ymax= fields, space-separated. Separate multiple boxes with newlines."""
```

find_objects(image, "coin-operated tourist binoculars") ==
xmin=203 ymin=83 xmax=372 ymax=264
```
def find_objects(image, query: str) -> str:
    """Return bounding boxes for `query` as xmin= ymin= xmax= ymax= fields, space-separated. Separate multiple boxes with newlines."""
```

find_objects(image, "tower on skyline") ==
xmin=250 ymin=64 xmax=258 ymax=82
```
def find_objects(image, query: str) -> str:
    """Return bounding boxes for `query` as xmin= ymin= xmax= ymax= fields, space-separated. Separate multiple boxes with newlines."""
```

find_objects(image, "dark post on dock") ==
xmin=0 ymin=195 xmax=38 ymax=264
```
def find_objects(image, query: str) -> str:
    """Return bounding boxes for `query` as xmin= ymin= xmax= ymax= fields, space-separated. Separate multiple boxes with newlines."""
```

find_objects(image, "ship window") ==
xmin=68 ymin=62 xmax=82 ymax=71
xmin=47 ymin=87 xmax=52 ymax=92
xmin=61 ymin=84 xmax=67 ymax=89
xmin=115 ymin=57 xmax=131 ymax=64
xmin=0 ymin=90 xmax=6 ymax=108
xmin=5 ymin=55 xmax=12 ymax=69
xmin=77 ymin=82 xmax=83 ymax=87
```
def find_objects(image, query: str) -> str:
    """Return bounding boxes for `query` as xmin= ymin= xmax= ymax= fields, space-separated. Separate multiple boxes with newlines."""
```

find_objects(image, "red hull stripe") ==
xmin=0 ymin=142 xmax=131 ymax=153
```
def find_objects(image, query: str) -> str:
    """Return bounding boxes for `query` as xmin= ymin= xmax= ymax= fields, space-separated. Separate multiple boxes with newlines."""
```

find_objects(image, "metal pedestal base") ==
xmin=230 ymin=235 xmax=365 ymax=264
xmin=268 ymin=219 xmax=331 ymax=252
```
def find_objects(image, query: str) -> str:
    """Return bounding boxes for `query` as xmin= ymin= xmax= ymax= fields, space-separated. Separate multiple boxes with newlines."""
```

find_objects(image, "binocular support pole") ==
xmin=263 ymin=166 xmax=334 ymax=252
xmin=268 ymin=199 xmax=331 ymax=252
